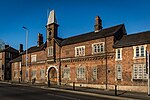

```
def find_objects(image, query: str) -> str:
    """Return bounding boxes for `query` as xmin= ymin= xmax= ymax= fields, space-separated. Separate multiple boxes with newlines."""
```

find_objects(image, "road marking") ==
xmin=46 ymin=93 xmax=79 ymax=100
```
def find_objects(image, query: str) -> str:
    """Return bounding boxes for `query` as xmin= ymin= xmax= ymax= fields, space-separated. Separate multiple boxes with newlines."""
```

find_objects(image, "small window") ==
xmin=75 ymin=46 xmax=85 ymax=57
xmin=31 ymin=55 xmax=37 ymax=62
xmin=141 ymin=46 xmax=144 ymax=57
xmin=62 ymin=67 xmax=70 ymax=79
xmin=92 ymin=67 xmax=97 ymax=81
xmin=136 ymin=47 xmax=139 ymax=57
xmin=134 ymin=45 xmax=146 ymax=58
xmin=92 ymin=43 xmax=105 ymax=54
xmin=48 ymin=46 xmax=53 ymax=56
xmin=117 ymin=49 xmax=121 ymax=59
xmin=116 ymin=65 xmax=122 ymax=80
xmin=40 ymin=69 xmax=45 ymax=79
xmin=76 ymin=67 xmax=85 ymax=79
xmin=116 ymin=48 xmax=122 ymax=60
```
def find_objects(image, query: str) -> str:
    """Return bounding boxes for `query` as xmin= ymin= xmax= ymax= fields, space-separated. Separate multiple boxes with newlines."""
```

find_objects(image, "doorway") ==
xmin=48 ymin=67 xmax=57 ymax=84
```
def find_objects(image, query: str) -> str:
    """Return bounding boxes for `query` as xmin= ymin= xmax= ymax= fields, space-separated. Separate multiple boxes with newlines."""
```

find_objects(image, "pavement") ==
xmin=1 ymin=81 xmax=150 ymax=100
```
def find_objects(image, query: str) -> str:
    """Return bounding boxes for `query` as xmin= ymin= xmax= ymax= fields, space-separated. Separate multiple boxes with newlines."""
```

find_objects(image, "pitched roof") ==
xmin=0 ymin=46 xmax=19 ymax=53
xmin=60 ymin=24 xmax=124 ymax=46
xmin=54 ymin=37 xmax=63 ymax=46
xmin=10 ymin=56 xmax=22 ymax=63
xmin=22 ymin=44 xmax=45 ymax=54
xmin=113 ymin=31 xmax=150 ymax=48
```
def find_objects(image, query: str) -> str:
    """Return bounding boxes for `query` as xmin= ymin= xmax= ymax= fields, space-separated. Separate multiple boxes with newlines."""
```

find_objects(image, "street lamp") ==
xmin=22 ymin=26 xmax=29 ymax=82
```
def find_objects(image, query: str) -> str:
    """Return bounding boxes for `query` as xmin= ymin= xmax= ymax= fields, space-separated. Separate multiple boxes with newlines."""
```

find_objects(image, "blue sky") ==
xmin=0 ymin=0 xmax=150 ymax=50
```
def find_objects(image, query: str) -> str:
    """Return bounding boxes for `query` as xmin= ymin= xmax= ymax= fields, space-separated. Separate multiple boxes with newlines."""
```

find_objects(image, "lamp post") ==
xmin=22 ymin=26 xmax=28 ymax=82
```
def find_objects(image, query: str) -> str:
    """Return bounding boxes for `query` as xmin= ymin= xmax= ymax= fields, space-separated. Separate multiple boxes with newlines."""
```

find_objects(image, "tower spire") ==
xmin=47 ymin=10 xmax=58 ymax=25
xmin=46 ymin=10 xmax=59 ymax=39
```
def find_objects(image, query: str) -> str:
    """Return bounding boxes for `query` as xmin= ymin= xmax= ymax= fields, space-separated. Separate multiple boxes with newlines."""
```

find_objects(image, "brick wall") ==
xmin=12 ymin=62 xmax=21 ymax=82
xmin=115 ymin=45 xmax=149 ymax=86
xmin=60 ymin=36 xmax=116 ymax=86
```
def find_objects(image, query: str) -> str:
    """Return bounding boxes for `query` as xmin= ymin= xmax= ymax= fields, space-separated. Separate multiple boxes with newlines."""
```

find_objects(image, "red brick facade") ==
xmin=11 ymin=10 xmax=150 ymax=92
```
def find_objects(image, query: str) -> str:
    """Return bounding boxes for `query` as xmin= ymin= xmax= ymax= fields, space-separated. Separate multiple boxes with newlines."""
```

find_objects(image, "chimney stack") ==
xmin=19 ymin=44 xmax=23 ymax=53
xmin=94 ymin=16 xmax=102 ymax=32
xmin=5 ymin=45 xmax=9 ymax=48
xmin=37 ymin=33 xmax=43 ymax=46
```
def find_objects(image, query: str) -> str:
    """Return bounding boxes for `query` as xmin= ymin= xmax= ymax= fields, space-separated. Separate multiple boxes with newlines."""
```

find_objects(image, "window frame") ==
xmin=47 ymin=46 xmax=53 ymax=57
xmin=115 ymin=48 xmax=122 ymax=61
xmin=140 ymin=46 xmax=145 ymax=57
xmin=133 ymin=45 xmax=147 ymax=59
xmin=92 ymin=42 xmax=105 ymax=54
xmin=76 ymin=67 xmax=85 ymax=80
xmin=62 ymin=67 xmax=70 ymax=79
xmin=92 ymin=67 xmax=97 ymax=81
xmin=75 ymin=46 xmax=85 ymax=57
xmin=31 ymin=55 xmax=37 ymax=62
xmin=40 ymin=69 xmax=45 ymax=79
xmin=116 ymin=64 xmax=122 ymax=80
xmin=132 ymin=64 xmax=147 ymax=80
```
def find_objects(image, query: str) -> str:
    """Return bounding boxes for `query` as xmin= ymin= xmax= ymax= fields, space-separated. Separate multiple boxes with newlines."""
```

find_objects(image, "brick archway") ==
xmin=47 ymin=66 xmax=59 ymax=85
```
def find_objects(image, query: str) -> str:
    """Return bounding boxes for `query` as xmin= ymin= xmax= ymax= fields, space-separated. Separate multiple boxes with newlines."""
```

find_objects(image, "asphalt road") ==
xmin=0 ymin=83 xmax=117 ymax=100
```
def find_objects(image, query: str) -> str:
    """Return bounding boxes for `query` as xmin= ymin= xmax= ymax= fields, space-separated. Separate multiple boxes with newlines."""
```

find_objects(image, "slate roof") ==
xmin=54 ymin=37 xmax=63 ymax=46
xmin=0 ymin=46 xmax=19 ymax=53
xmin=60 ymin=24 xmax=124 ymax=46
xmin=10 ymin=56 xmax=22 ymax=63
xmin=113 ymin=31 xmax=150 ymax=48
xmin=22 ymin=43 xmax=45 ymax=54
xmin=20 ymin=24 xmax=124 ymax=54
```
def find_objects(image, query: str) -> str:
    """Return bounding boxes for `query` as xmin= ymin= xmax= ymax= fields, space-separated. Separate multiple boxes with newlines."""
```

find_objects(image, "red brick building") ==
xmin=113 ymin=32 xmax=150 ymax=92
xmin=0 ymin=45 xmax=19 ymax=80
xmin=11 ymin=10 xmax=150 ymax=92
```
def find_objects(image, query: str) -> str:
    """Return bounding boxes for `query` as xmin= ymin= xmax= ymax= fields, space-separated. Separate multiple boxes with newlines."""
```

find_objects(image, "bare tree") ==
xmin=0 ymin=39 xmax=5 ymax=51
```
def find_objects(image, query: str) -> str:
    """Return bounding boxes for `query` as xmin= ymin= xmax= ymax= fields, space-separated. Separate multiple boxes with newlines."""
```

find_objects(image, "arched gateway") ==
xmin=47 ymin=66 xmax=59 ymax=85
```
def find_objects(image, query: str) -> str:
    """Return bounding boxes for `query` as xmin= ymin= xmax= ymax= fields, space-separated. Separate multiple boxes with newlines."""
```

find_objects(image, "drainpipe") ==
xmin=105 ymin=37 xmax=108 ymax=90
xmin=59 ymin=45 xmax=62 ymax=86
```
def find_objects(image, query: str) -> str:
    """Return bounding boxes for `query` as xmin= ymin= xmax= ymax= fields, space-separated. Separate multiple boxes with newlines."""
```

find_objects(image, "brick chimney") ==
xmin=94 ymin=16 xmax=102 ymax=32
xmin=19 ymin=44 xmax=23 ymax=53
xmin=37 ymin=33 xmax=43 ymax=47
xmin=5 ymin=45 xmax=9 ymax=48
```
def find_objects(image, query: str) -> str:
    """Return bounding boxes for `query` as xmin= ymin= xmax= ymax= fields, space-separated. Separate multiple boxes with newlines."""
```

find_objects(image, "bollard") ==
xmin=115 ymin=85 xmax=117 ymax=96
xmin=48 ymin=80 xmax=50 ymax=87
xmin=19 ymin=78 xmax=20 ymax=83
xmin=73 ymin=82 xmax=75 ymax=90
